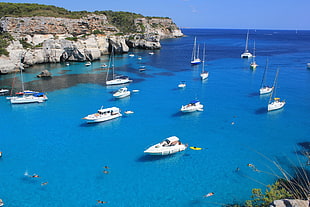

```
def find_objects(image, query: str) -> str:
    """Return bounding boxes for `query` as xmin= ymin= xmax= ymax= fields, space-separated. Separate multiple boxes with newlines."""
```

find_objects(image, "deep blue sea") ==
xmin=0 ymin=29 xmax=310 ymax=207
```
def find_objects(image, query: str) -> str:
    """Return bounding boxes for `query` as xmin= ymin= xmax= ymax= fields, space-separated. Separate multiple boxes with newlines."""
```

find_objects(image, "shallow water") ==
xmin=0 ymin=29 xmax=310 ymax=207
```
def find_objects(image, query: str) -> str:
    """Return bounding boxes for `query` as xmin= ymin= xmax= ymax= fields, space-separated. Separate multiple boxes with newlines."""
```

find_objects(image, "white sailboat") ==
xmin=200 ymin=43 xmax=209 ymax=80
xmin=9 ymin=68 xmax=48 ymax=104
xmin=268 ymin=68 xmax=285 ymax=112
xmin=241 ymin=30 xmax=253 ymax=58
xmin=191 ymin=37 xmax=201 ymax=65
xmin=106 ymin=48 xmax=132 ymax=86
xmin=250 ymin=41 xmax=258 ymax=69
xmin=259 ymin=59 xmax=273 ymax=95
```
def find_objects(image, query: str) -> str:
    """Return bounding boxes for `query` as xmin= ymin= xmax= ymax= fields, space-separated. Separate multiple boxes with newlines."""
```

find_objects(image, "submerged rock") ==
xmin=37 ymin=69 xmax=52 ymax=78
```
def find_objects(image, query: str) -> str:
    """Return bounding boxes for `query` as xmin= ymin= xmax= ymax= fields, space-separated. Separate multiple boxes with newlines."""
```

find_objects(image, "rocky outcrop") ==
xmin=37 ymin=69 xmax=51 ymax=78
xmin=0 ymin=14 xmax=183 ymax=74
xmin=270 ymin=199 xmax=309 ymax=207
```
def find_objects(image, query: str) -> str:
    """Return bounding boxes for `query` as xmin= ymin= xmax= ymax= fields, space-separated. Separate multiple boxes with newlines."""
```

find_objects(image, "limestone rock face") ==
xmin=270 ymin=199 xmax=309 ymax=207
xmin=0 ymin=14 xmax=183 ymax=73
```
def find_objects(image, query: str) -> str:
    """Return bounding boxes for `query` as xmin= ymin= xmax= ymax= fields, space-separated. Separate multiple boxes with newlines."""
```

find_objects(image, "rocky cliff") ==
xmin=0 ymin=14 xmax=183 ymax=73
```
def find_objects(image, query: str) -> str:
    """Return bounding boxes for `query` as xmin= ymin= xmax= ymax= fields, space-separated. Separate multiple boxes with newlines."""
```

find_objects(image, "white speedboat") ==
xmin=180 ymin=100 xmax=203 ymax=113
xmin=85 ymin=62 xmax=91 ymax=66
xmin=0 ymin=89 xmax=9 ymax=94
xmin=0 ymin=198 xmax=4 ymax=207
xmin=307 ymin=63 xmax=310 ymax=69
xmin=144 ymin=136 xmax=187 ymax=155
xmin=241 ymin=30 xmax=253 ymax=58
xmin=83 ymin=106 xmax=122 ymax=123
xmin=113 ymin=87 xmax=131 ymax=99
xmin=178 ymin=81 xmax=186 ymax=88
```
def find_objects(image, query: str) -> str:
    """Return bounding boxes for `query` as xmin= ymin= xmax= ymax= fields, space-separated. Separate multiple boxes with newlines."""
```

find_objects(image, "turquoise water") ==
xmin=0 ymin=29 xmax=310 ymax=207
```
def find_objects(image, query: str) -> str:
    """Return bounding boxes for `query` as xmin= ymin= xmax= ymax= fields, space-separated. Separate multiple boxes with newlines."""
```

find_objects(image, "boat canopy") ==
xmin=34 ymin=93 xmax=45 ymax=97
xmin=165 ymin=136 xmax=179 ymax=143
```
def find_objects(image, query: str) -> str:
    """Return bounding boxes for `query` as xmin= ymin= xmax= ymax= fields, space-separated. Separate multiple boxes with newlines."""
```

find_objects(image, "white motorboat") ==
xmin=0 ymin=198 xmax=4 ymax=207
xmin=268 ymin=69 xmax=285 ymax=112
xmin=200 ymin=43 xmax=209 ymax=80
xmin=191 ymin=37 xmax=201 ymax=65
xmin=178 ymin=81 xmax=186 ymax=88
xmin=113 ymin=87 xmax=131 ymax=99
xmin=83 ymin=106 xmax=122 ymax=123
xmin=260 ymin=59 xmax=273 ymax=95
xmin=241 ymin=30 xmax=253 ymax=58
xmin=180 ymin=100 xmax=204 ymax=113
xmin=0 ymin=89 xmax=9 ymax=94
xmin=85 ymin=62 xmax=91 ymax=66
xmin=106 ymin=48 xmax=132 ymax=85
xmin=307 ymin=63 xmax=310 ymax=69
xmin=144 ymin=136 xmax=187 ymax=155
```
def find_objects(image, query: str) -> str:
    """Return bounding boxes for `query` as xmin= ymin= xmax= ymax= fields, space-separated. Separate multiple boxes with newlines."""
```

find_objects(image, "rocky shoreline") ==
xmin=0 ymin=14 xmax=183 ymax=74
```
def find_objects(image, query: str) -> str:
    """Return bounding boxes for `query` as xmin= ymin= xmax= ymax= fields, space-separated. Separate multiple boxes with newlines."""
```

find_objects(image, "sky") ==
xmin=1 ymin=0 xmax=310 ymax=30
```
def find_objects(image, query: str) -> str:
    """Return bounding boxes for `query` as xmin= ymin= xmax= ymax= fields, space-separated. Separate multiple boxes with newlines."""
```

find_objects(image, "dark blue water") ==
xmin=0 ymin=29 xmax=310 ymax=207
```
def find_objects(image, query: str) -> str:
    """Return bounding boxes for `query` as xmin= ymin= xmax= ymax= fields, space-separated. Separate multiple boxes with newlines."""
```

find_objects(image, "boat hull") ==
xmin=200 ymin=72 xmax=209 ymax=80
xmin=10 ymin=95 xmax=46 ymax=104
xmin=268 ymin=101 xmax=285 ymax=111
xmin=260 ymin=87 xmax=273 ymax=95
xmin=84 ymin=113 xmax=122 ymax=123
xmin=241 ymin=52 xmax=253 ymax=58
xmin=113 ymin=91 xmax=130 ymax=99
xmin=144 ymin=144 xmax=187 ymax=155
xmin=106 ymin=79 xmax=132 ymax=85
xmin=180 ymin=103 xmax=204 ymax=113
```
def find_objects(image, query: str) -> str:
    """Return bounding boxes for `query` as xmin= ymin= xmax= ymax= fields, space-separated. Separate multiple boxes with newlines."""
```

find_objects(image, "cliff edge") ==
xmin=0 ymin=6 xmax=183 ymax=73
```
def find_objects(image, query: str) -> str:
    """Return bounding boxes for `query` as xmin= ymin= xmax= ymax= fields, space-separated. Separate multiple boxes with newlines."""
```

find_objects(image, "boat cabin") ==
xmin=162 ymin=136 xmax=181 ymax=146
xmin=97 ymin=107 xmax=120 ymax=115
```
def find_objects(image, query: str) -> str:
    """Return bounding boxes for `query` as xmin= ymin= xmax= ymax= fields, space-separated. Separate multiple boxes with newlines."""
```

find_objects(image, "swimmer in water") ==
xmin=203 ymin=192 xmax=215 ymax=197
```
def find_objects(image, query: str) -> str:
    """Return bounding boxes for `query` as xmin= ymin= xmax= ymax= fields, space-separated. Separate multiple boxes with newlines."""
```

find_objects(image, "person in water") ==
xmin=204 ymin=192 xmax=214 ymax=197
xmin=97 ymin=200 xmax=107 ymax=204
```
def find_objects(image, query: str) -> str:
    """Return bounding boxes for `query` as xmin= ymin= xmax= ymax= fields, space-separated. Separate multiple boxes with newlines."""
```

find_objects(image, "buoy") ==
xmin=190 ymin=147 xmax=203 ymax=150
xmin=125 ymin=111 xmax=134 ymax=114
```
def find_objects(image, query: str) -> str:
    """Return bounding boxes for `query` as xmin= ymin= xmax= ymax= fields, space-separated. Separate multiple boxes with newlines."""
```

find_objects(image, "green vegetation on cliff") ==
xmin=0 ymin=3 xmax=170 ymax=34
xmin=0 ymin=3 xmax=87 ymax=18
xmin=95 ymin=10 xmax=143 ymax=34
xmin=0 ymin=31 xmax=13 ymax=56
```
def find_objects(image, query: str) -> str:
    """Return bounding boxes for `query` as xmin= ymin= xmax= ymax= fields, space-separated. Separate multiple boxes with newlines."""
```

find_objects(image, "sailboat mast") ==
xmin=260 ymin=59 xmax=268 ymax=88
xmin=245 ymin=30 xmax=249 ymax=52
xmin=269 ymin=68 xmax=279 ymax=103
xmin=202 ymin=43 xmax=206 ymax=73
xmin=192 ymin=37 xmax=197 ymax=60
xmin=20 ymin=67 xmax=25 ymax=93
